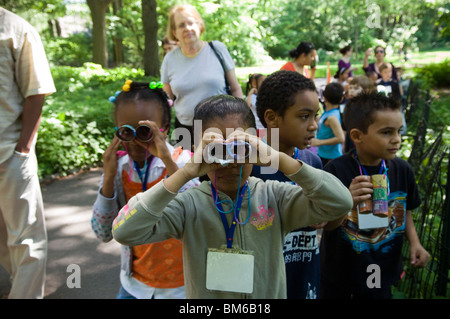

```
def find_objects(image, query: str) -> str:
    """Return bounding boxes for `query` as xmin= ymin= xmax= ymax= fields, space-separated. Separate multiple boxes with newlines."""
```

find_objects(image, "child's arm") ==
xmin=92 ymin=136 xmax=123 ymax=242
xmin=112 ymin=176 xmax=185 ymax=246
xmin=405 ymin=210 xmax=430 ymax=268
xmin=323 ymin=175 xmax=373 ymax=230
xmin=100 ymin=136 xmax=122 ymax=198
xmin=363 ymin=48 xmax=372 ymax=70
xmin=279 ymin=159 xmax=353 ymax=231
xmin=92 ymin=175 xmax=120 ymax=242
xmin=311 ymin=116 xmax=345 ymax=147
xmin=278 ymin=151 xmax=303 ymax=175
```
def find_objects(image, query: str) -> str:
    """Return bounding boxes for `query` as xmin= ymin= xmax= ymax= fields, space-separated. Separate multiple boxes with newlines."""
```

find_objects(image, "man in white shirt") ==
xmin=0 ymin=7 xmax=56 ymax=299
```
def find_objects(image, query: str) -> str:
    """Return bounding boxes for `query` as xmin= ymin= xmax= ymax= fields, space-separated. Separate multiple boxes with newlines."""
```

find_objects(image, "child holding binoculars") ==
xmin=319 ymin=92 xmax=430 ymax=299
xmin=91 ymin=81 xmax=199 ymax=299
xmin=112 ymin=94 xmax=353 ymax=299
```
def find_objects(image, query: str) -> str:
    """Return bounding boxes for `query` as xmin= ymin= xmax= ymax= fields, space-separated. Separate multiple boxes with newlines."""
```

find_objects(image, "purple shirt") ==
xmin=338 ymin=59 xmax=353 ymax=77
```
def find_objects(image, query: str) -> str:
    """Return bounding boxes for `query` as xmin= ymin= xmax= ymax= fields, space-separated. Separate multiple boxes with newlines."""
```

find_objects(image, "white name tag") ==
xmin=206 ymin=249 xmax=254 ymax=294
xmin=357 ymin=205 xmax=389 ymax=229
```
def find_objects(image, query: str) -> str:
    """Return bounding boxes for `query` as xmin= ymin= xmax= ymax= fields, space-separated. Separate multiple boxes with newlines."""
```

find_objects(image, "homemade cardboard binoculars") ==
xmin=115 ymin=124 xmax=154 ymax=142
xmin=358 ymin=174 xmax=389 ymax=217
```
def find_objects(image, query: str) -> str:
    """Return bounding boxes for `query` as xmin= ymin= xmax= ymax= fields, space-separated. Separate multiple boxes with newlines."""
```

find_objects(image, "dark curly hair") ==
xmin=256 ymin=70 xmax=317 ymax=128
xmin=113 ymin=81 xmax=172 ymax=131
xmin=344 ymin=92 xmax=401 ymax=134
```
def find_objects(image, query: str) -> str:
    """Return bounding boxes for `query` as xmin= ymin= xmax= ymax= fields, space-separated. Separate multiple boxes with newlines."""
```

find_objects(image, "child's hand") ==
xmin=410 ymin=243 xmax=430 ymax=268
xmin=248 ymin=87 xmax=258 ymax=96
xmin=102 ymin=135 xmax=122 ymax=180
xmin=309 ymin=138 xmax=320 ymax=147
xmin=136 ymin=120 xmax=171 ymax=160
xmin=348 ymin=175 xmax=373 ymax=210
xmin=182 ymin=131 xmax=225 ymax=180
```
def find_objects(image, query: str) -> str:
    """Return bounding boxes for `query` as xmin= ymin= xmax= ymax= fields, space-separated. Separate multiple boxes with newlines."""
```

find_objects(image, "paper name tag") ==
xmin=206 ymin=249 xmax=254 ymax=294
xmin=357 ymin=205 xmax=389 ymax=229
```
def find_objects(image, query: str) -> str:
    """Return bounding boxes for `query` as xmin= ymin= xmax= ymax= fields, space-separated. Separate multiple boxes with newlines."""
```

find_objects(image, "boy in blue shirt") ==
xmin=311 ymin=82 xmax=345 ymax=166
xmin=320 ymin=92 xmax=430 ymax=299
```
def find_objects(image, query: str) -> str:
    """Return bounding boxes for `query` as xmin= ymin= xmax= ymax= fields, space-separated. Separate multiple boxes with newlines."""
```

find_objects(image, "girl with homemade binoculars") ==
xmin=112 ymin=94 xmax=353 ymax=299
xmin=92 ymin=80 xmax=199 ymax=299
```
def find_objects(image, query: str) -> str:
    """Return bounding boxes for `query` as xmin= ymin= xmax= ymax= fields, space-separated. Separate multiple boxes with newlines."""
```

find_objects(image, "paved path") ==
xmin=0 ymin=169 xmax=122 ymax=299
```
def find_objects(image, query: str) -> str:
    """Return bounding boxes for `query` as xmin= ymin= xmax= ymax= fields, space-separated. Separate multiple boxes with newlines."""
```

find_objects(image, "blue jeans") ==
xmin=116 ymin=286 xmax=137 ymax=299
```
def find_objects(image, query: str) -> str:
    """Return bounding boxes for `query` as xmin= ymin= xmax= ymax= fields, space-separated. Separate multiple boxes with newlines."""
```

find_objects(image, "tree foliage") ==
xmin=3 ymin=0 xmax=449 ymax=68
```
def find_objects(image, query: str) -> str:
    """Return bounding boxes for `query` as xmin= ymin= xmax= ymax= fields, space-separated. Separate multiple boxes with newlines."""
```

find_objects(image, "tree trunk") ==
xmin=55 ymin=18 xmax=62 ymax=37
xmin=142 ymin=0 xmax=160 ymax=77
xmin=87 ymin=0 xmax=113 ymax=68
xmin=354 ymin=15 xmax=359 ymax=57
xmin=47 ymin=19 xmax=55 ymax=38
xmin=111 ymin=0 xmax=124 ymax=66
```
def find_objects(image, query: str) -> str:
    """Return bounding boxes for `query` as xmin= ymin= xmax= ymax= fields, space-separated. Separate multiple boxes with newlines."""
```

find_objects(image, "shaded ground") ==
xmin=0 ymin=169 xmax=121 ymax=299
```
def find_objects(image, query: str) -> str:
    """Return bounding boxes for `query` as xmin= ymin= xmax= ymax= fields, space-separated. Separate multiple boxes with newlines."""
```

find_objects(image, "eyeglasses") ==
xmin=375 ymin=49 xmax=385 ymax=54
xmin=115 ymin=124 xmax=154 ymax=142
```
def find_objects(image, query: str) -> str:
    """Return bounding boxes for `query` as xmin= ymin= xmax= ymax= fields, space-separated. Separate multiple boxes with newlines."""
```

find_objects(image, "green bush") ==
xmin=413 ymin=60 xmax=450 ymax=89
xmin=37 ymin=63 xmax=153 ymax=179
xmin=44 ymin=32 xmax=93 ymax=67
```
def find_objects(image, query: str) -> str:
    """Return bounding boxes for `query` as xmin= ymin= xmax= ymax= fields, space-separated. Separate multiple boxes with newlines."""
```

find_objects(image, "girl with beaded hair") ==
xmin=91 ymin=80 xmax=199 ymax=299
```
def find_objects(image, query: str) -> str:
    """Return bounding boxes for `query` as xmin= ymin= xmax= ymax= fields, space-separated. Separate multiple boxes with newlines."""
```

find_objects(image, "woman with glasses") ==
xmin=161 ymin=4 xmax=243 ymax=150
xmin=363 ymin=45 xmax=399 ymax=82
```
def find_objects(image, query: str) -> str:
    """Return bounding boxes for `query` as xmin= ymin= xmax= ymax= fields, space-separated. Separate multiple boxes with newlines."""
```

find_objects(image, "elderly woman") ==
xmin=363 ymin=45 xmax=399 ymax=82
xmin=161 ymin=4 xmax=243 ymax=149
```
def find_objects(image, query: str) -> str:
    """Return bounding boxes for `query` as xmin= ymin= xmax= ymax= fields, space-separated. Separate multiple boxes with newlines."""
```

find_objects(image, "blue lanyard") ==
xmin=133 ymin=157 xmax=152 ymax=192
xmin=210 ymin=178 xmax=250 ymax=249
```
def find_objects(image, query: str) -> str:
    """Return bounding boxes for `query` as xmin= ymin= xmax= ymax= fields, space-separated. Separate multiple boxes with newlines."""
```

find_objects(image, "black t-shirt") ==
xmin=320 ymin=152 xmax=421 ymax=293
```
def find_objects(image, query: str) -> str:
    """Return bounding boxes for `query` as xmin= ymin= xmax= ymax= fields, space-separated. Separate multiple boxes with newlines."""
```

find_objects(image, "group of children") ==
xmin=91 ymin=65 xmax=429 ymax=299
